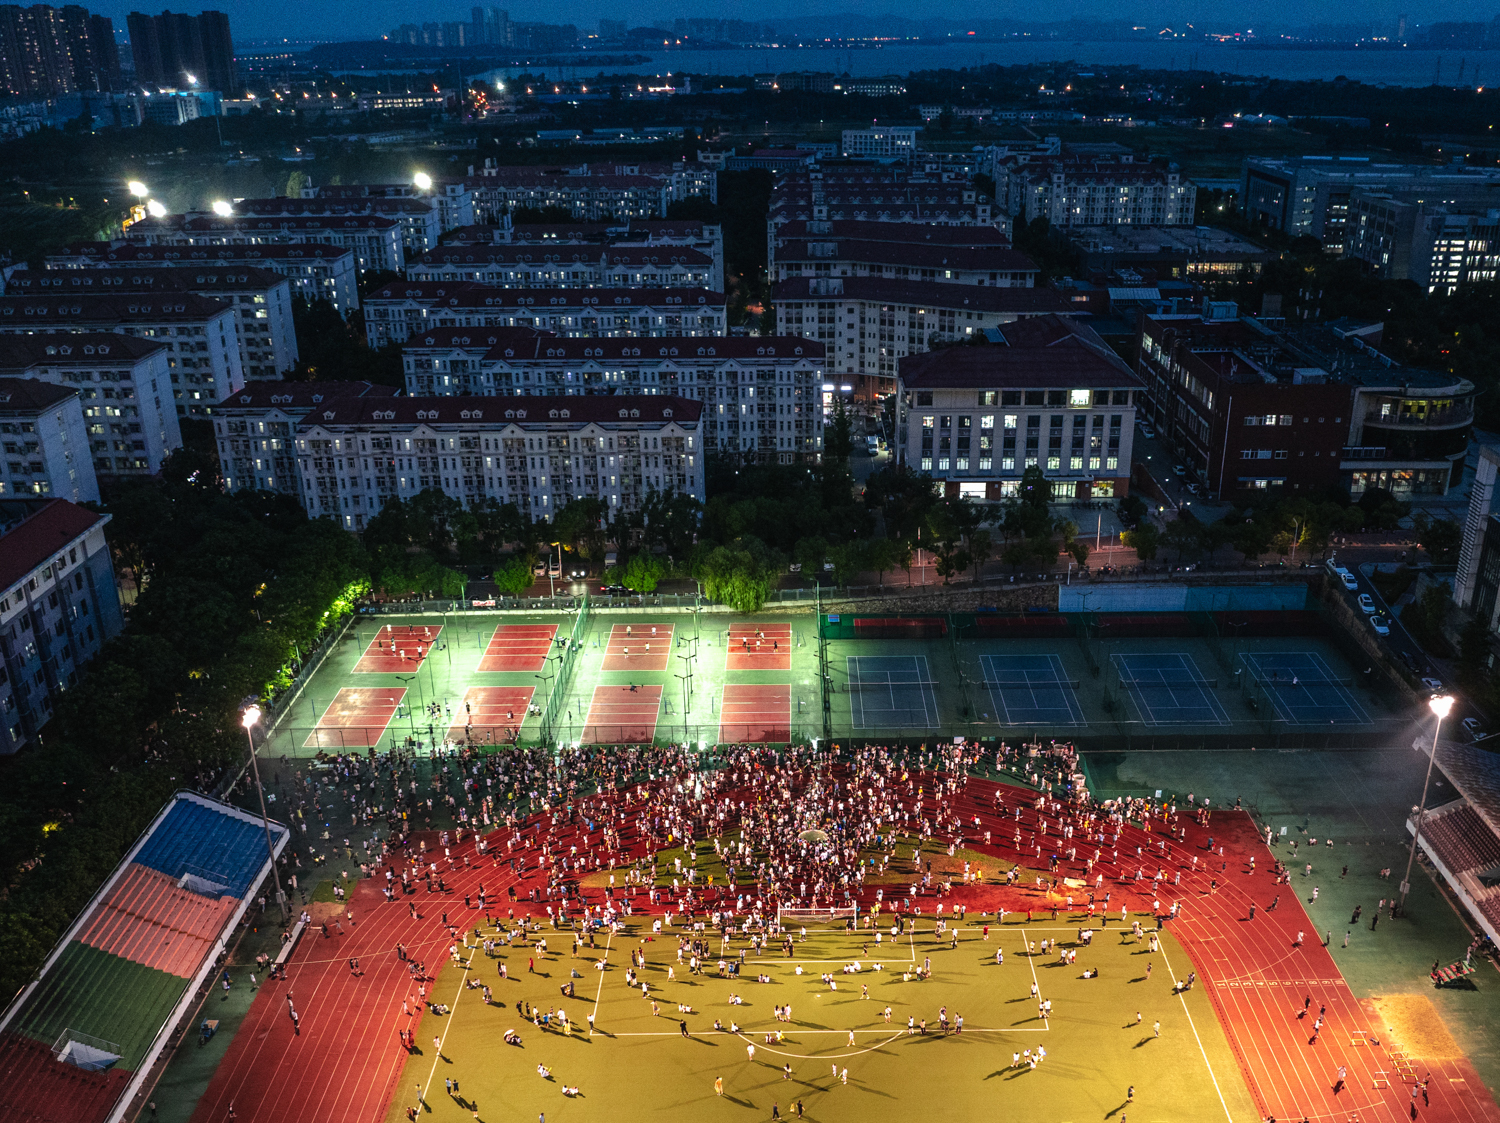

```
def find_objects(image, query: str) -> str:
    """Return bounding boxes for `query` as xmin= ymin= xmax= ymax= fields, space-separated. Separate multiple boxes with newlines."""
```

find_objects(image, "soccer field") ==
xmin=385 ymin=916 xmax=1256 ymax=1123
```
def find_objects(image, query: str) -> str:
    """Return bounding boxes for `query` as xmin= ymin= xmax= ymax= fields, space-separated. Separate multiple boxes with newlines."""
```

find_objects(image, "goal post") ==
xmin=776 ymin=905 xmax=858 ymax=931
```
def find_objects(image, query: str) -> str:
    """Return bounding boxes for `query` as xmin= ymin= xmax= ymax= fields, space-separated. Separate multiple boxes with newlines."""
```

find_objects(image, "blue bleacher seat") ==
xmin=132 ymin=798 xmax=285 ymax=900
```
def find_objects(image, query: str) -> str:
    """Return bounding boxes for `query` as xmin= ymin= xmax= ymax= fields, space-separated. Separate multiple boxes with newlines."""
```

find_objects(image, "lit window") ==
xmin=1069 ymin=389 xmax=1091 ymax=407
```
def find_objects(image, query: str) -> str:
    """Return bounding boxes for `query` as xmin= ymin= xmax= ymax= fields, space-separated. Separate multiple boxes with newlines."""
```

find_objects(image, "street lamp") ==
xmin=241 ymin=705 xmax=290 ymax=919
xmin=211 ymin=200 xmax=232 ymax=216
xmin=146 ymin=200 xmax=167 ymax=218
xmin=413 ymin=171 xmax=433 ymax=191
xmin=1401 ymin=694 xmax=1454 ymax=910
xmin=127 ymin=181 xmax=148 ymax=198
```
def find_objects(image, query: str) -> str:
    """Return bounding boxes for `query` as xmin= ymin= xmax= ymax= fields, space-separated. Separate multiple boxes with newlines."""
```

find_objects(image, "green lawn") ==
xmin=385 ymin=916 xmax=1257 ymax=1123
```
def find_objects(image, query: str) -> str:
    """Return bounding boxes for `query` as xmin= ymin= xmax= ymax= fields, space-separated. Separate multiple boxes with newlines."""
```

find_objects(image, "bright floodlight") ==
xmin=211 ymin=200 xmax=232 ymax=216
xmin=1429 ymin=695 xmax=1455 ymax=719
xmin=145 ymin=199 xmax=166 ymax=217
xmin=127 ymin=180 xmax=149 ymax=197
xmin=413 ymin=172 xmax=433 ymax=190
xmin=241 ymin=704 xmax=261 ymax=728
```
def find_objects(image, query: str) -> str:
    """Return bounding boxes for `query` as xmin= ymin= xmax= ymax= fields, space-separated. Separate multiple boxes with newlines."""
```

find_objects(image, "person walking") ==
xmin=714 ymin=1077 xmax=724 ymax=1097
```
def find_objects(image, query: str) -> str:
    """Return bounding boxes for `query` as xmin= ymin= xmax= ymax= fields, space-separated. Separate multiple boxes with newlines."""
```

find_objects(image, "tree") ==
xmin=622 ymin=553 xmax=667 ymax=594
xmin=1018 ymin=465 xmax=1051 ymax=517
xmin=637 ymin=487 xmax=701 ymax=559
xmin=492 ymin=555 xmax=536 ymax=595
xmin=1117 ymin=494 xmax=1148 ymax=527
xmin=795 ymin=535 xmax=829 ymax=575
xmin=286 ymin=170 xmax=310 ymax=196
xmin=1122 ymin=522 xmax=1161 ymax=561
xmin=827 ymin=540 xmax=867 ymax=588
xmin=866 ymin=537 xmax=898 ymax=586
xmin=698 ymin=539 xmax=779 ymax=613
xmin=1413 ymin=513 xmax=1462 ymax=566
xmin=553 ymin=497 xmax=608 ymax=560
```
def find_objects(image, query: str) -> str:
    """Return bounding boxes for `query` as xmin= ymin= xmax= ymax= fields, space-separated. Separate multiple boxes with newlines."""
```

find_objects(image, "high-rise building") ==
xmin=126 ymin=8 xmax=234 ymax=91
xmin=0 ymin=3 xmax=117 ymax=96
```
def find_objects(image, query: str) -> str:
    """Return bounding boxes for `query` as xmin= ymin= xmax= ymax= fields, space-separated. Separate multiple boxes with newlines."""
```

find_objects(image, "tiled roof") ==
xmin=0 ymin=378 xmax=79 ymax=411
xmin=773 ymin=220 xmax=1008 ymax=247
xmin=0 ymin=293 xmax=233 ymax=322
xmin=0 ymin=333 xmax=166 ymax=365
xmin=774 ymin=239 xmax=1036 ymax=272
xmin=0 ymin=499 xmax=105 ymax=594
xmin=366 ymin=281 xmax=724 ymax=308
xmin=774 ymin=278 xmax=1072 ymax=314
xmin=218 ymin=382 xmax=398 ymax=410
xmin=7 ymin=266 xmax=285 ymax=294
xmin=899 ymin=315 xmax=1140 ymax=389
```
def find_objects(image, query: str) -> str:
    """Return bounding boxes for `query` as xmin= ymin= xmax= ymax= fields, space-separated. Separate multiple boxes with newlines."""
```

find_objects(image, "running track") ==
xmin=190 ymin=770 xmax=1500 ymax=1123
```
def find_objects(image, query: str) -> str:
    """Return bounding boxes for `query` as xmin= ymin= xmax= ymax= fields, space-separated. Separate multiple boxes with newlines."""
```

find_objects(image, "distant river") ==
xmin=477 ymin=42 xmax=1487 ymax=87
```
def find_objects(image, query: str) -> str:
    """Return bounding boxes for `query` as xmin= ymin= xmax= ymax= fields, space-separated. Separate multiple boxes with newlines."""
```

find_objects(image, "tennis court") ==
xmin=980 ymin=653 xmax=1086 ymax=726
xmin=353 ymin=625 xmax=442 ymax=673
xmin=718 ymin=683 xmax=791 ymax=743
xmin=1111 ymin=652 xmax=1230 ymax=727
xmin=1242 ymin=652 xmax=1371 ymax=726
xmin=846 ymin=655 xmax=940 ymax=727
xmin=475 ymin=624 xmax=556 ymax=672
xmin=444 ymin=686 xmax=534 ymax=743
xmin=601 ymin=623 xmax=674 ymax=671
xmin=581 ymin=684 xmax=662 ymax=743
xmin=725 ymin=623 xmax=793 ymax=671
xmin=304 ymin=687 xmax=405 ymax=749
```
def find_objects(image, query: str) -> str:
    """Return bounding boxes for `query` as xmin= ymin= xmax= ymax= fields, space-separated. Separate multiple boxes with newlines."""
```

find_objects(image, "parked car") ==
xmin=1138 ymin=422 xmax=1156 ymax=439
xmin=599 ymin=584 xmax=628 ymax=596
xmin=1463 ymin=717 xmax=1485 ymax=740
xmin=1172 ymin=464 xmax=1186 ymax=476
xmin=1358 ymin=593 xmax=1375 ymax=614
xmin=1420 ymin=677 xmax=1444 ymax=693
xmin=1332 ymin=567 xmax=1358 ymax=591
xmin=1369 ymin=615 xmax=1390 ymax=636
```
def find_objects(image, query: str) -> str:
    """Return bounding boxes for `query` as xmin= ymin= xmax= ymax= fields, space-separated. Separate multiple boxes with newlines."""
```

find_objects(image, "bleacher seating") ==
xmin=1420 ymin=804 xmax=1500 ymax=877
xmin=0 ymin=794 xmax=287 ymax=1123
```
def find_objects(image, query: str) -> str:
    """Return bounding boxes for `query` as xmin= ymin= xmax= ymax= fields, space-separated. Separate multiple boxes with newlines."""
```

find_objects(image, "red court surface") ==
xmin=476 ymin=624 xmax=556 ymax=672
xmin=581 ymin=684 xmax=661 ymax=743
xmin=444 ymin=686 xmax=534 ymax=743
xmin=725 ymin=622 xmax=793 ymax=670
xmin=718 ymin=683 xmax=791 ymax=742
xmin=303 ymin=687 xmax=405 ymax=749
xmin=600 ymin=622 xmax=674 ymax=671
xmin=353 ymin=624 xmax=443 ymax=673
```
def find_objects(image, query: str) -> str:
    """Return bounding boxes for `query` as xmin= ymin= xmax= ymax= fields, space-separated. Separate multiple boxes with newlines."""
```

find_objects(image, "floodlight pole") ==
xmin=1401 ymin=696 xmax=1453 ymax=911
xmin=242 ymin=707 xmax=289 ymax=920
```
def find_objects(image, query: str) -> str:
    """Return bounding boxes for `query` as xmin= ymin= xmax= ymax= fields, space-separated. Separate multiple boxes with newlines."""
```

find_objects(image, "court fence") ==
xmin=538 ymin=595 xmax=591 ymax=747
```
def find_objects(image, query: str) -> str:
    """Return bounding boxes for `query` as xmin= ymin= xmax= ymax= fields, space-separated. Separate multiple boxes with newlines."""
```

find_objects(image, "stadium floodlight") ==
xmin=1402 ymin=695 xmax=1456 ymax=908
xmin=413 ymin=171 xmax=433 ymax=190
xmin=127 ymin=180 xmax=148 ymax=197
xmin=145 ymin=199 xmax=166 ymax=217
xmin=211 ymin=200 xmax=233 ymax=216
xmin=240 ymin=703 xmax=288 ymax=919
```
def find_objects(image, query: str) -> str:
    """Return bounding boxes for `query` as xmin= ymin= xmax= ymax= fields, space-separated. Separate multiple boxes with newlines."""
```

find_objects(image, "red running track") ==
xmin=190 ymin=769 xmax=1500 ymax=1123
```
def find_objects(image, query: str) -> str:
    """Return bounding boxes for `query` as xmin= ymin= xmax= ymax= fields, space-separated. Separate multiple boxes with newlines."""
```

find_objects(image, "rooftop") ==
xmin=220 ymin=381 xmax=398 ymax=410
xmin=8 ymin=267 xmax=286 ymax=294
xmin=1066 ymin=225 xmax=1271 ymax=258
xmin=0 ymin=378 xmax=78 ymax=411
xmin=295 ymin=393 xmax=703 ymax=428
xmin=366 ymin=281 xmax=723 ymax=308
xmin=899 ymin=316 xmax=1140 ymax=389
xmin=0 ymin=499 xmax=107 ymax=594
xmin=0 ymin=333 xmax=166 ymax=365
xmin=0 ymin=293 xmax=233 ymax=323
xmin=773 ymin=277 xmax=1074 ymax=314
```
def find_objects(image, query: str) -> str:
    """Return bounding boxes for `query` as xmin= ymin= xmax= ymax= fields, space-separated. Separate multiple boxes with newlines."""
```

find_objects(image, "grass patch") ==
xmin=310 ymin=879 xmax=338 ymax=903
xmin=1369 ymin=566 xmax=1417 ymax=605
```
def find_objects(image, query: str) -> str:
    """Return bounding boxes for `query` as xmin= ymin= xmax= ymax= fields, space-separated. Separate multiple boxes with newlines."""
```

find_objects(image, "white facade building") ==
xmin=0 ymin=293 xmax=241 ymax=418
xmin=0 ymin=379 xmax=93 ymax=503
xmin=0 ymin=334 xmax=179 ymax=480
xmin=126 ymin=213 xmax=405 ymax=274
xmin=841 ymin=127 xmax=919 ymax=160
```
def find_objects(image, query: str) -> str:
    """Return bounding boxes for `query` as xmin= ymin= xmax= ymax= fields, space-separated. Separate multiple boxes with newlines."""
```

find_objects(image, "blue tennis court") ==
xmin=1112 ymin=652 xmax=1230 ymax=726
xmin=1242 ymin=652 xmax=1370 ymax=726
xmin=980 ymin=654 xmax=1085 ymax=725
xmin=846 ymin=656 xmax=939 ymax=727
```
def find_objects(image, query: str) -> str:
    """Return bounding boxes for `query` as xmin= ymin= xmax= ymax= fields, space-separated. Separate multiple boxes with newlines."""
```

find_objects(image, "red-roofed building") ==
xmin=897 ymin=316 xmax=1144 ymax=501
xmin=0 ymin=498 xmax=122 ymax=751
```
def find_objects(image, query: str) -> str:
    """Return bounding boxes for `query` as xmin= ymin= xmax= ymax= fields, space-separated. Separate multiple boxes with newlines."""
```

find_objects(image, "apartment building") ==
xmin=840 ymin=126 xmax=919 ymax=161
xmin=215 ymin=380 xmax=397 ymax=494
xmin=235 ymin=195 xmax=440 ymax=257
xmin=769 ymin=226 xmax=1038 ymax=287
xmin=1137 ymin=306 xmax=1475 ymax=499
xmin=896 ymin=316 xmax=1143 ymax=501
xmin=1344 ymin=189 xmax=1500 ymax=294
xmin=0 ymin=2 xmax=119 ymax=97
xmin=405 ymin=244 xmax=716 ymax=290
xmin=7 ymin=265 xmax=296 ymax=379
xmin=0 ymin=293 xmax=240 ymax=417
xmin=303 ymin=181 xmax=476 ymax=235
xmin=1242 ymin=157 xmax=1500 ymax=247
xmin=0 ymin=498 xmax=124 ymax=751
xmin=994 ymin=154 xmax=1196 ymax=228
xmin=364 ymin=281 xmax=726 ymax=346
xmin=0 ymin=378 xmax=91 ymax=502
xmin=443 ymin=219 xmax=725 ymax=292
xmin=401 ymin=329 xmax=825 ymax=464
xmin=0 ymin=334 xmax=179 ymax=479
xmin=463 ymin=160 xmax=717 ymax=224
xmin=125 ymin=213 xmax=404 ymax=274
xmin=218 ymin=387 xmax=706 ymax=529
xmin=769 ymin=168 xmax=997 ymax=229
xmin=775 ymin=277 xmax=1075 ymax=398
xmin=45 ymin=241 xmax=360 ymax=314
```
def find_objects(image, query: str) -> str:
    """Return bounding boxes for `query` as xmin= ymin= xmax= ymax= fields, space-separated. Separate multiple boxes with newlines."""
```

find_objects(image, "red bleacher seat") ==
xmin=0 ymin=1032 xmax=127 ymax=1123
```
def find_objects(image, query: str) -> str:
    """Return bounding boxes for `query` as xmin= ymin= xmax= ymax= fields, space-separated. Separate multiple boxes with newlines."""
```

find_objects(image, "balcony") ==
xmin=1364 ymin=402 xmax=1474 ymax=430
